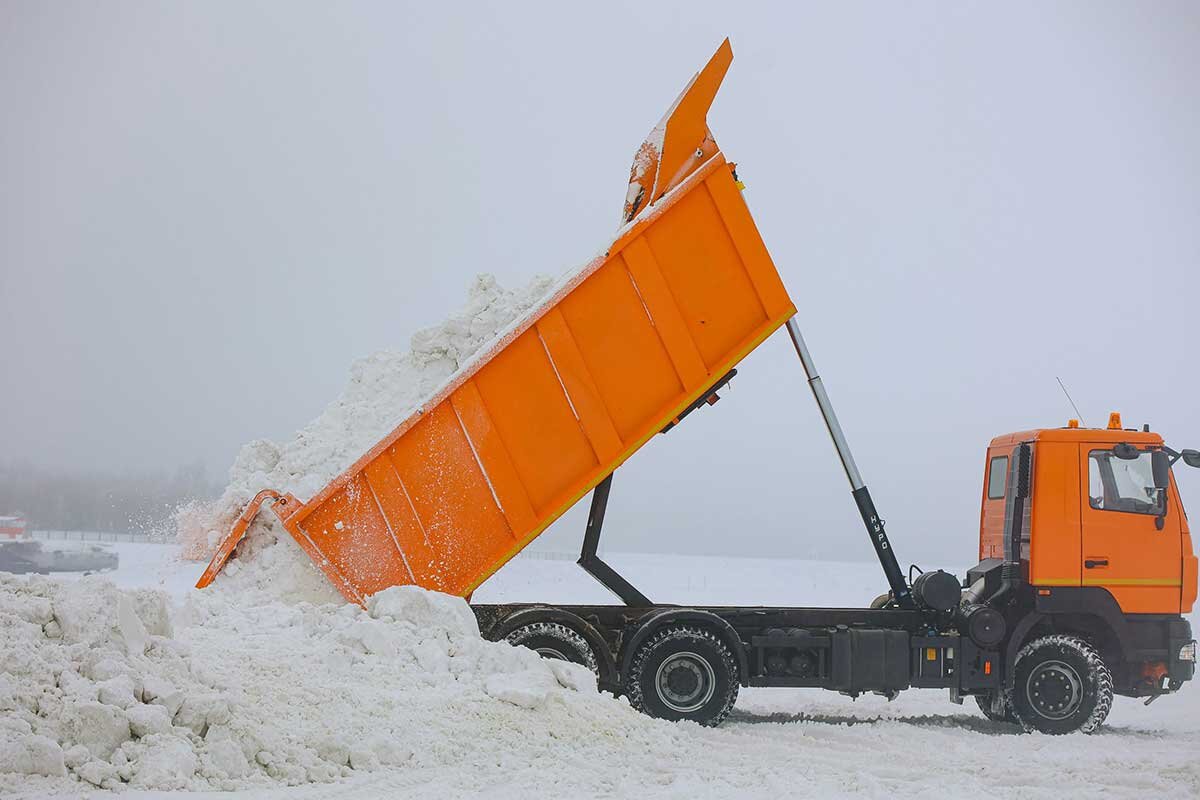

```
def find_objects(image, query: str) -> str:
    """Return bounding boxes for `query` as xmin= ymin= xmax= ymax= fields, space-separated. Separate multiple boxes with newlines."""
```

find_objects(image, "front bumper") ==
xmin=1168 ymin=618 xmax=1195 ymax=686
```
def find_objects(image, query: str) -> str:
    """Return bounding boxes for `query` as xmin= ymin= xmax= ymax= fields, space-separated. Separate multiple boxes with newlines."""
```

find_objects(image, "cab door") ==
xmin=1079 ymin=445 xmax=1182 ymax=613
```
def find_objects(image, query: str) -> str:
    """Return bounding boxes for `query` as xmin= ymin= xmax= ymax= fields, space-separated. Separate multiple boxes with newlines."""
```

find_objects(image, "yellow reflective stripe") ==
xmin=1034 ymin=578 xmax=1183 ymax=587
xmin=1083 ymin=577 xmax=1182 ymax=587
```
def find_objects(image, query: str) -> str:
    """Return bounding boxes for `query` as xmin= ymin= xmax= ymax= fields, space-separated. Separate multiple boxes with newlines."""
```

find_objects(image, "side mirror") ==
xmin=1113 ymin=442 xmax=1140 ymax=460
xmin=1183 ymin=449 xmax=1200 ymax=469
xmin=1152 ymin=450 xmax=1171 ymax=490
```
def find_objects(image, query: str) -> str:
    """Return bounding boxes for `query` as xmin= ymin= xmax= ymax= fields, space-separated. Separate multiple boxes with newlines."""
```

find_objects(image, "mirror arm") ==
xmin=1164 ymin=446 xmax=1182 ymax=467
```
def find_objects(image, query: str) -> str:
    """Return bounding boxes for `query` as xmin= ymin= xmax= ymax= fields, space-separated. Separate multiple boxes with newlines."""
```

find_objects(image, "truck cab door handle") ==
xmin=1084 ymin=559 xmax=1109 ymax=569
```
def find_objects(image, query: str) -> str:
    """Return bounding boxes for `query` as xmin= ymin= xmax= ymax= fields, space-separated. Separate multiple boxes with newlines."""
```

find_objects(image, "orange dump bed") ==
xmin=198 ymin=41 xmax=796 ymax=604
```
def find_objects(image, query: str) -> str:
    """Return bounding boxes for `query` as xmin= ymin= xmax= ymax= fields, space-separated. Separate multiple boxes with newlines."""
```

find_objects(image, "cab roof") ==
xmin=989 ymin=425 xmax=1164 ymax=449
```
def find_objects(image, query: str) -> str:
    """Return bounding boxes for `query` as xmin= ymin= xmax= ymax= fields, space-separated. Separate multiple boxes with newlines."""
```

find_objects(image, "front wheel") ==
xmin=626 ymin=625 xmax=739 ymax=726
xmin=1011 ymin=635 xmax=1113 ymax=734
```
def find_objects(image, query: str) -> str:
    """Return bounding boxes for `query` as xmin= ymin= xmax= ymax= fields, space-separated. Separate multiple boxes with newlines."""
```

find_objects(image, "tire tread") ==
xmin=505 ymin=621 xmax=599 ymax=674
xmin=626 ymin=625 xmax=738 ymax=726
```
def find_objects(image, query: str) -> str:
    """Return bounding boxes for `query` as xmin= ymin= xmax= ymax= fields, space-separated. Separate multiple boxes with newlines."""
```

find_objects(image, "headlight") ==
xmin=1180 ymin=641 xmax=1197 ymax=662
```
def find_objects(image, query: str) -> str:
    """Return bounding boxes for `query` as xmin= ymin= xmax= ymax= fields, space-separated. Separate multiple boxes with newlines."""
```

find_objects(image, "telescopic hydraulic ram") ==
xmin=785 ymin=317 xmax=914 ymax=609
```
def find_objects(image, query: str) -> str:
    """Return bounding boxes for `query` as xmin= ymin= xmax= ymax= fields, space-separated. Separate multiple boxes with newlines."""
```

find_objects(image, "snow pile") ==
xmin=179 ymin=272 xmax=555 ymax=597
xmin=1 ymin=575 xmax=189 ymax=789
xmin=0 ymin=573 xmax=603 ymax=792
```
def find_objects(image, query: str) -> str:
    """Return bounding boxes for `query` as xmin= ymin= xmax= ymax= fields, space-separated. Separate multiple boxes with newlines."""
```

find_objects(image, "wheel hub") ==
xmin=534 ymin=647 xmax=568 ymax=661
xmin=1027 ymin=660 xmax=1083 ymax=720
xmin=655 ymin=652 xmax=716 ymax=713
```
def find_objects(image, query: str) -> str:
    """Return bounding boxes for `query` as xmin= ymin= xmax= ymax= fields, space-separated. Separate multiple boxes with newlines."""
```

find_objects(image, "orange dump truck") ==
xmin=200 ymin=41 xmax=1198 ymax=734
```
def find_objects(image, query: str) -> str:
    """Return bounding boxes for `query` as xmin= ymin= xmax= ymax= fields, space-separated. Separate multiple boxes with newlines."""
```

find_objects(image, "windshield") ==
xmin=1088 ymin=449 xmax=1165 ymax=516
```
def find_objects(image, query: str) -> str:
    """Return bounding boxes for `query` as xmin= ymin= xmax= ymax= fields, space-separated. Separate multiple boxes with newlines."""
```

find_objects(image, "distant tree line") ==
xmin=0 ymin=460 xmax=220 ymax=539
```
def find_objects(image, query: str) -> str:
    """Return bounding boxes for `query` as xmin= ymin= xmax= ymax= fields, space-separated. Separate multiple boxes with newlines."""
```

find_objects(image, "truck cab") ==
xmin=977 ymin=415 xmax=1197 ymax=707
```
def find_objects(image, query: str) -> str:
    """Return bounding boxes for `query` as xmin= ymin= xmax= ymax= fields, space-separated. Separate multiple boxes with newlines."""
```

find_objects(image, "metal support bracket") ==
xmin=660 ymin=369 xmax=736 ymax=433
xmin=577 ymin=473 xmax=652 ymax=606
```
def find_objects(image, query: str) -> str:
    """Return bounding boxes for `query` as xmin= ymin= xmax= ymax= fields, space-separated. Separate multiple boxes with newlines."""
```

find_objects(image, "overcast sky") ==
xmin=2 ymin=2 xmax=1198 ymax=571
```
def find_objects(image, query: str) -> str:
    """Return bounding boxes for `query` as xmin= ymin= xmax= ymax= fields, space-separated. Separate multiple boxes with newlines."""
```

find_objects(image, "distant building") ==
xmin=0 ymin=515 xmax=28 ymax=539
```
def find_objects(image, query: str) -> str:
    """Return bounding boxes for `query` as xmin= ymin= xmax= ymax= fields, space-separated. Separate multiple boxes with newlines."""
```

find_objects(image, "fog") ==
xmin=2 ymin=2 xmax=1198 ymax=567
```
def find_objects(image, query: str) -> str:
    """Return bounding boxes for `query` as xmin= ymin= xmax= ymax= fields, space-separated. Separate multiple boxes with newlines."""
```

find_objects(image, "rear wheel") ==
xmin=504 ymin=621 xmax=598 ymax=675
xmin=626 ymin=625 xmax=738 ymax=726
xmin=1011 ymin=635 xmax=1113 ymax=734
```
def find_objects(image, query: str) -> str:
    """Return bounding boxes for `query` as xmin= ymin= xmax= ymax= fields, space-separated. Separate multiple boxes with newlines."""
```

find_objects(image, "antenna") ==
xmin=1056 ymin=376 xmax=1085 ymax=426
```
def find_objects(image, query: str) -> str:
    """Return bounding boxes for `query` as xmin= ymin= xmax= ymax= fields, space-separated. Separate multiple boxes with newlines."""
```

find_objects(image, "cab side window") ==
xmin=987 ymin=456 xmax=1008 ymax=500
xmin=1088 ymin=449 xmax=1165 ymax=516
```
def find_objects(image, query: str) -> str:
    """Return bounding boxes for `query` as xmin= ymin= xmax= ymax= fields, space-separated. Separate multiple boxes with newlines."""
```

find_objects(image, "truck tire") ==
xmin=504 ymin=621 xmax=599 ymax=675
xmin=974 ymin=691 xmax=1018 ymax=724
xmin=1011 ymin=635 xmax=1113 ymax=735
xmin=625 ymin=625 xmax=738 ymax=726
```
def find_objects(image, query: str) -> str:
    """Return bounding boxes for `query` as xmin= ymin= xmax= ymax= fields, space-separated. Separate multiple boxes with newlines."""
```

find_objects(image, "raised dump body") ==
xmin=198 ymin=41 xmax=796 ymax=604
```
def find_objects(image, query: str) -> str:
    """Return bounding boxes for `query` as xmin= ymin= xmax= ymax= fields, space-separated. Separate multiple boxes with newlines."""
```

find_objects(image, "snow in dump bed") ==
xmin=0 ymin=573 xmax=605 ymax=794
xmin=178 ymin=272 xmax=557 ymax=600
xmin=255 ymin=272 xmax=556 ymax=502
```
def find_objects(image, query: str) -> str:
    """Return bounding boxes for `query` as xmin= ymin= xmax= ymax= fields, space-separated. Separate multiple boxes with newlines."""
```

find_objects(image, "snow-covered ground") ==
xmin=3 ymin=542 xmax=1197 ymax=799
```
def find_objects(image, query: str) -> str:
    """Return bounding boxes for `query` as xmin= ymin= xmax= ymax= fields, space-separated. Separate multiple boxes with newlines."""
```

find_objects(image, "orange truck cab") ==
xmin=975 ymin=414 xmax=1198 ymax=707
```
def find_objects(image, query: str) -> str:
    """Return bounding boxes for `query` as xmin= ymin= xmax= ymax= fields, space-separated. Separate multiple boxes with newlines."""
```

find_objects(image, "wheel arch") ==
xmin=1033 ymin=587 xmax=1133 ymax=663
xmin=620 ymin=608 xmax=749 ymax=687
xmin=1004 ymin=612 xmax=1046 ymax=679
xmin=1006 ymin=588 xmax=1133 ymax=681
